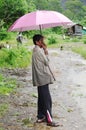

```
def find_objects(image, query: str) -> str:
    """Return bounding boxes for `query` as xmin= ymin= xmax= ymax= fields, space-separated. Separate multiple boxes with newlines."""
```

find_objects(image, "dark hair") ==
xmin=33 ymin=34 xmax=43 ymax=45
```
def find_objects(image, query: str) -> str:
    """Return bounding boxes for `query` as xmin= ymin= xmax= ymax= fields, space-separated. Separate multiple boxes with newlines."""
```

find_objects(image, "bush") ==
xmin=48 ymin=36 xmax=57 ymax=44
xmin=0 ymin=28 xmax=8 ymax=40
xmin=0 ymin=47 xmax=32 ymax=68
xmin=0 ymin=28 xmax=17 ymax=41
xmin=83 ymin=40 xmax=86 ymax=44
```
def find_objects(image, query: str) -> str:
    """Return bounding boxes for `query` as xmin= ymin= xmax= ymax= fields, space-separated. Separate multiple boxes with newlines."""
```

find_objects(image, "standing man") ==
xmin=32 ymin=34 xmax=59 ymax=127
xmin=16 ymin=32 xmax=23 ymax=46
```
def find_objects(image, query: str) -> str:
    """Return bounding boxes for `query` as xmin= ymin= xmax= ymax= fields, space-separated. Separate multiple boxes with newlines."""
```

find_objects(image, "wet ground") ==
xmin=0 ymin=46 xmax=86 ymax=130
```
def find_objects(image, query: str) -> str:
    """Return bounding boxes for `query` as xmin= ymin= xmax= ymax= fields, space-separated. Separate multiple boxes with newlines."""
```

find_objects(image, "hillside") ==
xmin=61 ymin=0 xmax=86 ymax=5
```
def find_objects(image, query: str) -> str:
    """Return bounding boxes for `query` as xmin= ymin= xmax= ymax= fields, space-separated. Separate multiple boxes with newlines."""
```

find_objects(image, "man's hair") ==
xmin=33 ymin=34 xmax=43 ymax=45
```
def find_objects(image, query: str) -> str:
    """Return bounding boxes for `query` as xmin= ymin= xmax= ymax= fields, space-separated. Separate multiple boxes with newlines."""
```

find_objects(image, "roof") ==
xmin=63 ymin=23 xmax=83 ymax=29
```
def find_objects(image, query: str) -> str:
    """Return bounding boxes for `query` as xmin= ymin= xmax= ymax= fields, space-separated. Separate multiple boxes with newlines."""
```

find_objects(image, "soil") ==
xmin=0 ymin=45 xmax=86 ymax=130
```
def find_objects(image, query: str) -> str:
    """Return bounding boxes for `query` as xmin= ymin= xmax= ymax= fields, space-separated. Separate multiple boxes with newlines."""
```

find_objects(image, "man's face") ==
xmin=36 ymin=38 xmax=44 ymax=48
xmin=40 ymin=38 xmax=44 ymax=46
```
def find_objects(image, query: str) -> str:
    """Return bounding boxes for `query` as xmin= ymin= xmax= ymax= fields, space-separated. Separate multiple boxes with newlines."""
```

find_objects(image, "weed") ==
xmin=48 ymin=36 xmax=57 ymax=44
xmin=0 ymin=74 xmax=17 ymax=95
xmin=72 ymin=46 xmax=86 ymax=59
xmin=0 ymin=47 xmax=32 ymax=68
xmin=83 ymin=40 xmax=86 ymax=44
xmin=0 ymin=104 xmax=8 ymax=117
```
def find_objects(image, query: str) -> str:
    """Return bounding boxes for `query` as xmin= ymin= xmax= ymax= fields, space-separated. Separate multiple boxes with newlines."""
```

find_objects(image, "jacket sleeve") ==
xmin=37 ymin=48 xmax=49 ymax=66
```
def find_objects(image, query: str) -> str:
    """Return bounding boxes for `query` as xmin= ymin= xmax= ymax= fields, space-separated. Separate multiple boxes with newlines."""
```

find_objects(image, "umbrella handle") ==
xmin=39 ymin=25 xmax=42 ymax=34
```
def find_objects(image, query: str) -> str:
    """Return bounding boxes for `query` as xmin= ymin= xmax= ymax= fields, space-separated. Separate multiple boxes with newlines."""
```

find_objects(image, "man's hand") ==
xmin=41 ymin=43 xmax=48 ymax=55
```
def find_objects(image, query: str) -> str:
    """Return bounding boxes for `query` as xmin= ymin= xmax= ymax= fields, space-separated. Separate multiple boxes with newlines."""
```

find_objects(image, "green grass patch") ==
xmin=48 ymin=35 xmax=57 ymax=45
xmin=0 ymin=74 xmax=17 ymax=95
xmin=0 ymin=103 xmax=8 ymax=118
xmin=0 ymin=46 xmax=32 ymax=68
xmin=72 ymin=46 xmax=86 ymax=59
xmin=0 ymin=128 xmax=5 ymax=130
xmin=83 ymin=39 xmax=86 ymax=44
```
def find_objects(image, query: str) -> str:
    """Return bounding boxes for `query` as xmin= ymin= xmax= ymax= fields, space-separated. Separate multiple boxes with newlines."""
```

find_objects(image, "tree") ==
xmin=34 ymin=0 xmax=62 ymax=12
xmin=77 ymin=5 xmax=86 ymax=26
xmin=64 ymin=0 xmax=85 ymax=22
xmin=0 ymin=0 xmax=28 ymax=28
xmin=47 ymin=0 xmax=62 ymax=12
xmin=34 ymin=0 xmax=48 ymax=10
xmin=26 ymin=0 xmax=36 ymax=12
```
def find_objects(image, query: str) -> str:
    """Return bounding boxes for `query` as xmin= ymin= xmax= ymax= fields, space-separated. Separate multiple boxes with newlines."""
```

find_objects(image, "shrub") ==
xmin=48 ymin=36 xmax=57 ymax=44
xmin=0 ymin=47 xmax=32 ymax=68
xmin=83 ymin=40 xmax=86 ymax=44
xmin=0 ymin=28 xmax=8 ymax=40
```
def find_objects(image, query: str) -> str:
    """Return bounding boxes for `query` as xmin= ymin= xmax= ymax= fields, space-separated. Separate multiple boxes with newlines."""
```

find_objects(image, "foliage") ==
xmin=0 ymin=27 xmax=16 ymax=41
xmin=0 ymin=103 xmax=8 ymax=118
xmin=83 ymin=40 xmax=86 ymax=44
xmin=0 ymin=0 xmax=28 ymax=28
xmin=0 ymin=127 xmax=5 ymax=130
xmin=34 ymin=0 xmax=62 ymax=12
xmin=71 ymin=37 xmax=80 ymax=42
xmin=64 ymin=0 xmax=85 ymax=22
xmin=47 ymin=0 xmax=62 ymax=12
xmin=52 ymin=27 xmax=63 ymax=34
xmin=0 ymin=47 xmax=32 ymax=68
xmin=48 ymin=35 xmax=57 ymax=44
xmin=0 ymin=28 xmax=10 ymax=40
xmin=0 ymin=74 xmax=17 ymax=95
xmin=0 ymin=0 xmax=86 ymax=40
xmin=80 ymin=16 xmax=86 ymax=26
xmin=72 ymin=46 xmax=86 ymax=59
xmin=26 ymin=0 xmax=36 ymax=12
xmin=34 ymin=0 xmax=49 ymax=10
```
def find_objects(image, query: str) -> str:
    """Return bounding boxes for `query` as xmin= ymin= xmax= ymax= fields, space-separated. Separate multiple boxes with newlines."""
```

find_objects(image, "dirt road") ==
xmin=0 ymin=48 xmax=86 ymax=130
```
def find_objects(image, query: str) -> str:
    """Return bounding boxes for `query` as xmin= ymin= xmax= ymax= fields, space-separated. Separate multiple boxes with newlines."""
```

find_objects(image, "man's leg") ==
xmin=37 ymin=85 xmax=60 ymax=127
xmin=37 ymin=84 xmax=52 ymax=121
xmin=41 ymin=84 xmax=52 ymax=122
xmin=37 ymin=86 xmax=45 ymax=120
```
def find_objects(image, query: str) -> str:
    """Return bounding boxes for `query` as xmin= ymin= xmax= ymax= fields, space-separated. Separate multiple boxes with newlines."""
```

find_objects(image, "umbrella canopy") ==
xmin=8 ymin=10 xmax=73 ymax=33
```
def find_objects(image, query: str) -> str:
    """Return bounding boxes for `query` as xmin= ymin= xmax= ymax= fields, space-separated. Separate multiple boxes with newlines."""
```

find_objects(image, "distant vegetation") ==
xmin=0 ymin=0 xmax=86 ymax=69
xmin=0 ymin=0 xmax=86 ymax=40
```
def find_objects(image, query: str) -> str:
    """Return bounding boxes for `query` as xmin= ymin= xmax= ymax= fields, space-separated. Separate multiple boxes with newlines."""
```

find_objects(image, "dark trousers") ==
xmin=37 ymin=84 xmax=52 ymax=122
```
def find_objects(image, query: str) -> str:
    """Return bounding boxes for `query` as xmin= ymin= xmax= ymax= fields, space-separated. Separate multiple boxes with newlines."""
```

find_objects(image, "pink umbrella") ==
xmin=8 ymin=10 xmax=73 ymax=33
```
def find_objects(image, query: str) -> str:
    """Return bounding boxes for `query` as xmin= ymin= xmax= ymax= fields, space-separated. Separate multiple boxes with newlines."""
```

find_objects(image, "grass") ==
xmin=0 ymin=46 xmax=32 ymax=68
xmin=72 ymin=46 xmax=86 ymax=59
xmin=1 ymin=33 xmax=86 ymax=67
xmin=0 ymin=103 xmax=8 ymax=118
xmin=46 ymin=34 xmax=86 ymax=60
xmin=0 ymin=74 xmax=17 ymax=95
xmin=0 ymin=128 xmax=5 ymax=130
xmin=0 ymin=74 xmax=16 ymax=117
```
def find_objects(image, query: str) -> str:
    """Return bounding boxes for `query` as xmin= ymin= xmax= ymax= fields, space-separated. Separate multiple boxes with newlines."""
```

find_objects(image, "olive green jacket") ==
xmin=32 ymin=45 xmax=54 ymax=86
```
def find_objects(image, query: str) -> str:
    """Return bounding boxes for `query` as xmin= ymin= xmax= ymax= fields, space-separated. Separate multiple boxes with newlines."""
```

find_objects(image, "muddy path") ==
xmin=0 ymin=47 xmax=86 ymax=130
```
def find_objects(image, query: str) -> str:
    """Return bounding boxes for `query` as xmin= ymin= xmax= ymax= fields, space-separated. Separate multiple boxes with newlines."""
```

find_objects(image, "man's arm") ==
xmin=41 ymin=43 xmax=48 ymax=55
